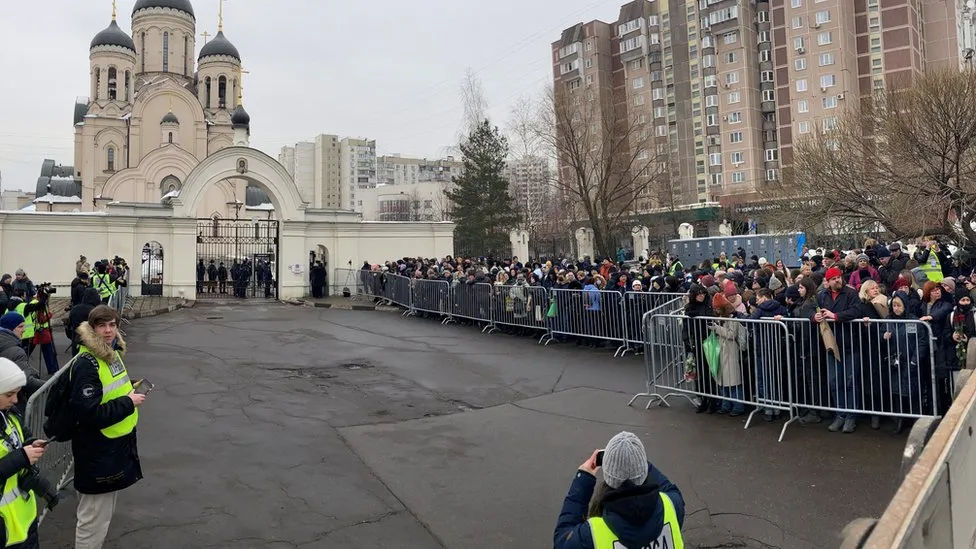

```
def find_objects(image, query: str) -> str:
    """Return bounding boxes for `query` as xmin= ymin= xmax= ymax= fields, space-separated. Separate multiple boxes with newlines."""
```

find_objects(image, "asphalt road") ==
xmin=39 ymin=302 xmax=905 ymax=548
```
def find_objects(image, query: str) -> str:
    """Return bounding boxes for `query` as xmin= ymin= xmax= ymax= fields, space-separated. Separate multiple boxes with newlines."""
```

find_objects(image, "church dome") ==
xmin=132 ymin=0 xmax=195 ymax=19
xmin=199 ymin=31 xmax=240 ymax=62
xmin=161 ymin=111 xmax=180 ymax=124
xmin=90 ymin=20 xmax=136 ymax=52
xmin=231 ymin=104 xmax=250 ymax=127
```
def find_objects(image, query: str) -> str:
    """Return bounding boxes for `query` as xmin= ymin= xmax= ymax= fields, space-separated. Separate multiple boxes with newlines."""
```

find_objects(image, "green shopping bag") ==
xmin=702 ymin=333 xmax=722 ymax=380
xmin=546 ymin=301 xmax=558 ymax=318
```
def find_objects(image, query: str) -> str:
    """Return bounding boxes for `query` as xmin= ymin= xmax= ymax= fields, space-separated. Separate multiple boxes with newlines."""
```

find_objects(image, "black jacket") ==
xmin=0 ymin=330 xmax=43 ymax=414
xmin=69 ymin=322 xmax=142 ymax=495
xmin=0 ymin=409 xmax=39 ymax=546
xmin=67 ymin=288 xmax=103 ymax=344
xmin=70 ymin=278 xmax=88 ymax=307
xmin=815 ymin=285 xmax=862 ymax=349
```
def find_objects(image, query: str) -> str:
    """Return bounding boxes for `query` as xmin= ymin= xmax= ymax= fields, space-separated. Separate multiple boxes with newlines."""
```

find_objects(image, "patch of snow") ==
xmin=161 ymin=190 xmax=180 ymax=200
xmin=33 ymin=194 xmax=82 ymax=204
xmin=245 ymin=202 xmax=274 ymax=211
xmin=19 ymin=205 xmax=35 ymax=212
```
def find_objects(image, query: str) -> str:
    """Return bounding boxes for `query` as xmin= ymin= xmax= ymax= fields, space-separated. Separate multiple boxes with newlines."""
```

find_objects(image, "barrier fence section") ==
xmin=621 ymin=292 xmax=685 ymax=351
xmin=542 ymin=289 xmax=629 ymax=356
xmin=331 ymin=268 xmax=367 ymax=298
xmin=448 ymin=282 xmax=492 ymax=328
xmin=23 ymin=359 xmax=76 ymax=525
xmin=410 ymin=279 xmax=450 ymax=318
xmin=630 ymin=313 xmax=796 ymax=441
xmin=630 ymin=313 xmax=944 ymax=441
xmin=487 ymin=284 xmax=551 ymax=338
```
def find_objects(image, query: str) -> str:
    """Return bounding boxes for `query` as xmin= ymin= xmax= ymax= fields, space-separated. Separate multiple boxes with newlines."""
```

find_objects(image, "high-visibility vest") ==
xmin=669 ymin=261 xmax=683 ymax=276
xmin=93 ymin=274 xmax=115 ymax=299
xmin=0 ymin=413 xmax=37 ymax=546
xmin=13 ymin=303 xmax=33 ymax=340
xmin=919 ymin=249 xmax=944 ymax=284
xmin=588 ymin=493 xmax=684 ymax=549
xmin=77 ymin=345 xmax=138 ymax=439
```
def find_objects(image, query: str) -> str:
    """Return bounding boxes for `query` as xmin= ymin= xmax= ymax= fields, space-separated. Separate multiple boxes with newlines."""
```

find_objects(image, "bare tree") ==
xmin=459 ymin=68 xmax=490 ymax=144
xmin=763 ymin=69 xmax=976 ymax=247
xmin=533 ymin=85 xmax=670 ymax=258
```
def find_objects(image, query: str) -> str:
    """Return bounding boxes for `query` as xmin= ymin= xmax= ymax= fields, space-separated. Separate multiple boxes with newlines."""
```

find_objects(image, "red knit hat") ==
xmin=723 ymin=279 xmax=738 ymax=297
xmin=712 ymin=292 xmax=730 ymax=310
xmin=824 ymin=266 xmax=843 ymax=281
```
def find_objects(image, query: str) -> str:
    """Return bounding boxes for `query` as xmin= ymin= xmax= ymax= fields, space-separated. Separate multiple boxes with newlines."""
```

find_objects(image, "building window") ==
xmin=725 ymin=52 xmax=736 ymax=63
xmin=633 ymin=77 xmax=645 ymax=89
xmin=205 ymin=77 xmax=212 ymax=109
xmin=107 ymin=67 xmax=117 ymax=100
xmin=798 ymin=100 xmax=809 ymax=113
xmin=585 ymin=41 xmax=593 ymax=51
xmin=823 ymin=117 xmax=838 ymax=131
xmin=794 ymin=37 xmax=805 ymax=51
xmin=869 ymin=16 xmax=880 ymax=30
xmin=766 ymin=169 xmax=779 ymax=181
xmin=634 ymin=95 xmax=645 ymax=106
xmin=815 ymin=10 xmax=831 ymax=24
xmin=729 ymin=111 xmax=742 ymax=123
xmin=706 ymin=114 xmax=718 ymax=126
xmin=732 ymin=171 xmax=745 ymax=183
xmin=140 ymin=32 xmax=146 ymax=72
xmin=649 ymin=15 xmax=658 ymax=26
xmin=723 ymin=32 xmax=737 ymax=44
xmin=757 ymin=11 xmax=768 ymax=23
xmin=762 ymin=89 xmax=775 ymax=101
xmin=730 ymin=131 xmax=743 ymax=143
xmin=818 ymin=32 xmax=833 ymax=45
xmin=163 ymin=32 xmax=169 ymax=72
xmin=795 ymin=58 xmax=807 ymax=70
xmin=630 ymin=59 xmax=644 ymax=70
xmin=726 ymin=71 xmax=739 ymax=85
xmin=705 ymin=95 xmax=718 ymax=107
xmin=711 ymin=173 xmax=723 ymax=186
xmin=124 ymin=70 xmax=131 ymax=101
xmin=584 ymin=58 xmax=593 ymax=69
xmin=870 ymin=37 xmax=882 ymax=53
xmin=758 ymin=31 xmax=770 ymax=43
xmin=728 ymin=91 xmax=741 ymax=103
xmin=819 ymin=53 xmax=834 ymax=66
xmin=760 ymin=71 xmax=774 ymax=82
xmin=792 ymin=0 xmax=802 ymax=7
xmin=568 ymin=80 xmax=581 ymax=90
xmin=820 ymin=73 xmax=836 ymax=88
xmin=796 ymin=79 xmax=808 ymax=92
xmin=107 ymin=147 xmax=115 ymax=172
xmin=168 ymin=132 xmax=173 ymax=143
xmin=585 ymin=74 xmax=593 ymax=84
xmin=792 ymin=16 xmax=803 ymax=29
xmin=759 ymin=50 xmax=770 ymax=62
xmin=765 ymin=149 xmax=778 ymax=161
xmin=823 ymin=95 xmax=838 ymax=109
xmin=731 ymin=151 xmax=744 ymax=164
xmin=798 ymin=121 xmax=810 ymax=134
xmin=709 ymin=153 xmax=722 ymax=166
xmin=218 ymin=75 xmax=227 ymax=108
xmin=94 ymin=68 xmax=101 ymax=100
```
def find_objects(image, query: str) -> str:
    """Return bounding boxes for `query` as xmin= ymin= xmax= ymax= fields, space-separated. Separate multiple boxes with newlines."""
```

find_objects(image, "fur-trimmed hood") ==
xmin=76 ymin=321 xmax=126 ymax=362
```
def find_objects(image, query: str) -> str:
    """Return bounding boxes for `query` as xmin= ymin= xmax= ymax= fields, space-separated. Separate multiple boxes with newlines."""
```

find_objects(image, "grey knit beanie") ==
xmin=602 ymin=431 xmax=648 ymax=489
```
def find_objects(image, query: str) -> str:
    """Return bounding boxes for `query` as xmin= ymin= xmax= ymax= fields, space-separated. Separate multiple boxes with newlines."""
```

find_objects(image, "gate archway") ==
xmin=141 ymin=241 xmax=164 ymax=296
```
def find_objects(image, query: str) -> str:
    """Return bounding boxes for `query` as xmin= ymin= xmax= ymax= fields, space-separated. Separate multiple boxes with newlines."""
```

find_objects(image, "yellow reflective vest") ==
xmin=0 ymin=412 xmax=37 ymax=546
xmin=919 ymin=248 xmax=944 ymax=284
xmin=588 ymin=493 xmax=683 ymax=549
xmin=92 ymin=274 xmax=115 ymax=300
xmin=12 ymin=303 xmax=33 ymax=341
xmin=77 ymin=345 xmax=138 ymax=439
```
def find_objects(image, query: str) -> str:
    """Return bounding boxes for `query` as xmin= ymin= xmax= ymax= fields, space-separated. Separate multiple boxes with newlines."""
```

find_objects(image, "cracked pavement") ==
xmin=39 ymin=303 xmax=904 ymax=548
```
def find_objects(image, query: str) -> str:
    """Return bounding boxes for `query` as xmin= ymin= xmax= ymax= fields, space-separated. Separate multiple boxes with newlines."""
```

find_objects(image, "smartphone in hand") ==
xmin=595 ymin=450 xmax=605 ymax=467
xmin=132 ymin=379 xmax=154 ymax=395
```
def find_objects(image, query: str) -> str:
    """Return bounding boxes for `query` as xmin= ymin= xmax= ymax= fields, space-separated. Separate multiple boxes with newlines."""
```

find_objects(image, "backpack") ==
xmin=42 ymin=356 xmax=88 ymax=442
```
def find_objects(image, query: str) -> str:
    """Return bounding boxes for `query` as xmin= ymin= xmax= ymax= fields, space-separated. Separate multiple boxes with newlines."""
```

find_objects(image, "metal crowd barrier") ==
xmin=630 ymin=313 xmax=943 ymax=441
xmin=542 ymin=289 xmax=630 ymax=356
xmin=331 ymin=268 xmax=368 ymax=298
xmin=448 ymin=282 xmax=492 ymax=328
xmin=410 ymin=279 xmax=450 ymax=317
xmin=621 ymin=292 xmax=685 ymax=351
xmin=488 ymin=284 xmax=550 ymax=337
xmin=23 ymin=358 xmax=76 ymax=525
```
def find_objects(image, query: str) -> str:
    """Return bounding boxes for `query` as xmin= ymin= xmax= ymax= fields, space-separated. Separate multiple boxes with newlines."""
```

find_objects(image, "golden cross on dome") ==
xmin=218 ymin=0 xmax=226 ymax=32
xmin=200 ymin=30 xmax=211 ymax=44
xmin=111 ymin=0 xmax=117 ymax=21
xmin=239 ymin=67 xmax=249 ymax=101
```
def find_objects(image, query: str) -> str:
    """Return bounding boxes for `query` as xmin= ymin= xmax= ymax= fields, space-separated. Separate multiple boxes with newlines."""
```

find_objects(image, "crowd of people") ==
xmin=196 ymin=257 xmax=276 ymax=299
xmin=363 ymin=236 xmax=969 ymax=435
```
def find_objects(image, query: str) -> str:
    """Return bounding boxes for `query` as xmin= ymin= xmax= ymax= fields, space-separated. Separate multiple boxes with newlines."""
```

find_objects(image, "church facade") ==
xmin=41 ymin=0 xmax=264 ymax=217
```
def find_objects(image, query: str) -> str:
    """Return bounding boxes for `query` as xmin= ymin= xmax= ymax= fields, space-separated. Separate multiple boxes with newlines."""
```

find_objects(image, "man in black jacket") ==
xmin=70 ymin=306 xmax=144 ymax=549
xmin=66 ymin=288 xmax=102 ymax=356
xmin=814 ymin=267 xmax=863 ymax=434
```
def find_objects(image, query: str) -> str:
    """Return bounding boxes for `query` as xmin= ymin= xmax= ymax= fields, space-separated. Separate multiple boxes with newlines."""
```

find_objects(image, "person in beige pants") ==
xmin=69 ymin=306 xmax=146 ymax=548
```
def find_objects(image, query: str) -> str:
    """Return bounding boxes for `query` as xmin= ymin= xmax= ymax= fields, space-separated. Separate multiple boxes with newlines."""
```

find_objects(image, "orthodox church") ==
xmin=36 ymin=0 xmax=270 ymax=217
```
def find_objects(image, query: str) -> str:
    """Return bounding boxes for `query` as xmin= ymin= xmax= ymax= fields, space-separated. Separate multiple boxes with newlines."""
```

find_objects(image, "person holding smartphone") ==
xmin=70 ymin=305 xmax=145 ymax=549
xmin=554 ymin=431 xmax=685 ymax=549
xmin=0 ymin=357 xmax=45 ymax=548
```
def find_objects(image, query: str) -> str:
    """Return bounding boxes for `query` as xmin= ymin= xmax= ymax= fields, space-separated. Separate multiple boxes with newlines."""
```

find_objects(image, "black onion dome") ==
xmin=132 ymin=0 xmax=195 ymax=18
xmin=199 ymin=31 xmax=240 ymax=61
xmin=161 ymin=111 xmax=180 ymax=124
xmin=231 ymin=104 xmax=250 ymax=127
xmin=90 ymin=20 xmax=136 ymax=52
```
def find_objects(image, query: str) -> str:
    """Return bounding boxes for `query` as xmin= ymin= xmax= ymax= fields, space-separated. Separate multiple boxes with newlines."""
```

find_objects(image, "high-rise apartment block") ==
xmin=554 ymin=0 xmax=976 ymax=208
xmin=340 ymin=138 xmax=377 ymax=211
xmin=505 ymin=156 xmax=553 ymax=226
xmin=277 ymin=134 xmax=341 ymax=209
xmin=377 ymin=155 xmax=463 ymax=186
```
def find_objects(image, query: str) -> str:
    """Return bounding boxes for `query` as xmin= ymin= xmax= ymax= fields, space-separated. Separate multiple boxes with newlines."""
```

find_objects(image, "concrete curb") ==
xmin=125 ymin=301 xmax=186 ymax=320
xmin=284 ymin=298 xmax=377 ymax=311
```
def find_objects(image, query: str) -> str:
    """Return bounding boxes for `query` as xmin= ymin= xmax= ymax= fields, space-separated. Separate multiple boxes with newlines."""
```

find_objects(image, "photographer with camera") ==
xmin=554 ymin=432 xmax=685 ymax=549
xmin=18 ymin=284 xmax=58 ymax=376
xmin=0 ymin=357 xmax=50 ymax=549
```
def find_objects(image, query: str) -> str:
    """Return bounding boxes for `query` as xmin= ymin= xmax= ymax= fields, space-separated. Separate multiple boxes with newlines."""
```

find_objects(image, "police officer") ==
xmin=554 ymin=432 xmax=685 ymax=549
xmin=70 ymin=305 xmax=144 ymax=549
xmin=0 ymin=357 xmax=46 ymax=548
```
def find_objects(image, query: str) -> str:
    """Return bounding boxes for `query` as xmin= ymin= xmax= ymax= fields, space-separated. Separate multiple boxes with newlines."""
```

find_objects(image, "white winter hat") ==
xmin=602 ymin=431 xmax=648 ymax=489
xmin=0 ymin=358 xmax=26 ymax=395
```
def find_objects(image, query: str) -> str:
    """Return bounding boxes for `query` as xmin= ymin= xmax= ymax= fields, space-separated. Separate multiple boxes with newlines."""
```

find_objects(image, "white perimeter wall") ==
xmin=0 ymin=212 xmax=453 ymax=300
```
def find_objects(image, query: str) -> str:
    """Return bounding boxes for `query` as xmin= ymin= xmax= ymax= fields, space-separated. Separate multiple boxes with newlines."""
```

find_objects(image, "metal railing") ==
xmin=23 ymin=358 xmax=76 ymax=525
xmin=629 ymin=313 xmax=944 ymax=442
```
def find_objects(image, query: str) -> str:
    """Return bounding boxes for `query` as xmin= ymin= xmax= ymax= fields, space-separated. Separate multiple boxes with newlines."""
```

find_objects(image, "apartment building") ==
xmin=277 ymin=134 xmax=341 ymax=209
xmin=358 ymin=181 xmax=454 ymax=222
xmin=340 ymin=138 xmax=377 ymax=211
xmin=377 ymin=155 xmax=463 ymax=187
xmin=505 ymin=156 xmax=553 ymax=226
xmin=556 ymin=0 xmax=976 ymax=209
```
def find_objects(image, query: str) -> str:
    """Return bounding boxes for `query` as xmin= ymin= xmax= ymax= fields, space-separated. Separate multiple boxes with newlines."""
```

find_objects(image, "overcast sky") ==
xmin=0 ymin=0 xmax=622 ymax=191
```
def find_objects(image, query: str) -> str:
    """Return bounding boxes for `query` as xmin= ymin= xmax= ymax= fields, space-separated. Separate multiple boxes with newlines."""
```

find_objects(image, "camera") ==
xmin=19 ymin=466 xmax=60 ymax=510
xmin=37 ymin=282 xmax=56 ymax=295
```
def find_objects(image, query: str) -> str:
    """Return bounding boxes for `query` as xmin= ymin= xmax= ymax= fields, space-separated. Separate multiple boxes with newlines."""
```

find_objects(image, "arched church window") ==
xmin=124 ymin=71 xmax=131 ymax=102
xmin=205 ymin=77 xmax=212 ymax=109
xmin=218 ymin=76 xmax=227 ymax=109
xmin=94 ymin=68 xmax=101 ymax=100
xmin=168 ymin=132 xmax=173 ymax=144
xmin=183 ymin=36 xmax=189 ymax=76
xmin=163 ymin=32 xmax=169 ymax=72
xmin=107 ymin=67 xmax=117 ymax=100
xmin=160 ymin=175 xmax=181 ymax=197
xmin=140 ymin=32 xmax=146 ymax=72
xmin=107 ymin=147 xmax=115 ymax=172
xmin=211 ymin=214 xmax=220 ymax=237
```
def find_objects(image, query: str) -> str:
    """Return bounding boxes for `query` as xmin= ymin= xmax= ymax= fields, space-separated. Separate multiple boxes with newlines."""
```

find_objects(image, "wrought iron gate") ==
xmin=196 ymin=218 xmax=279 ymax=299
xmin=141 ymin=241 xmax=164 ymax=296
